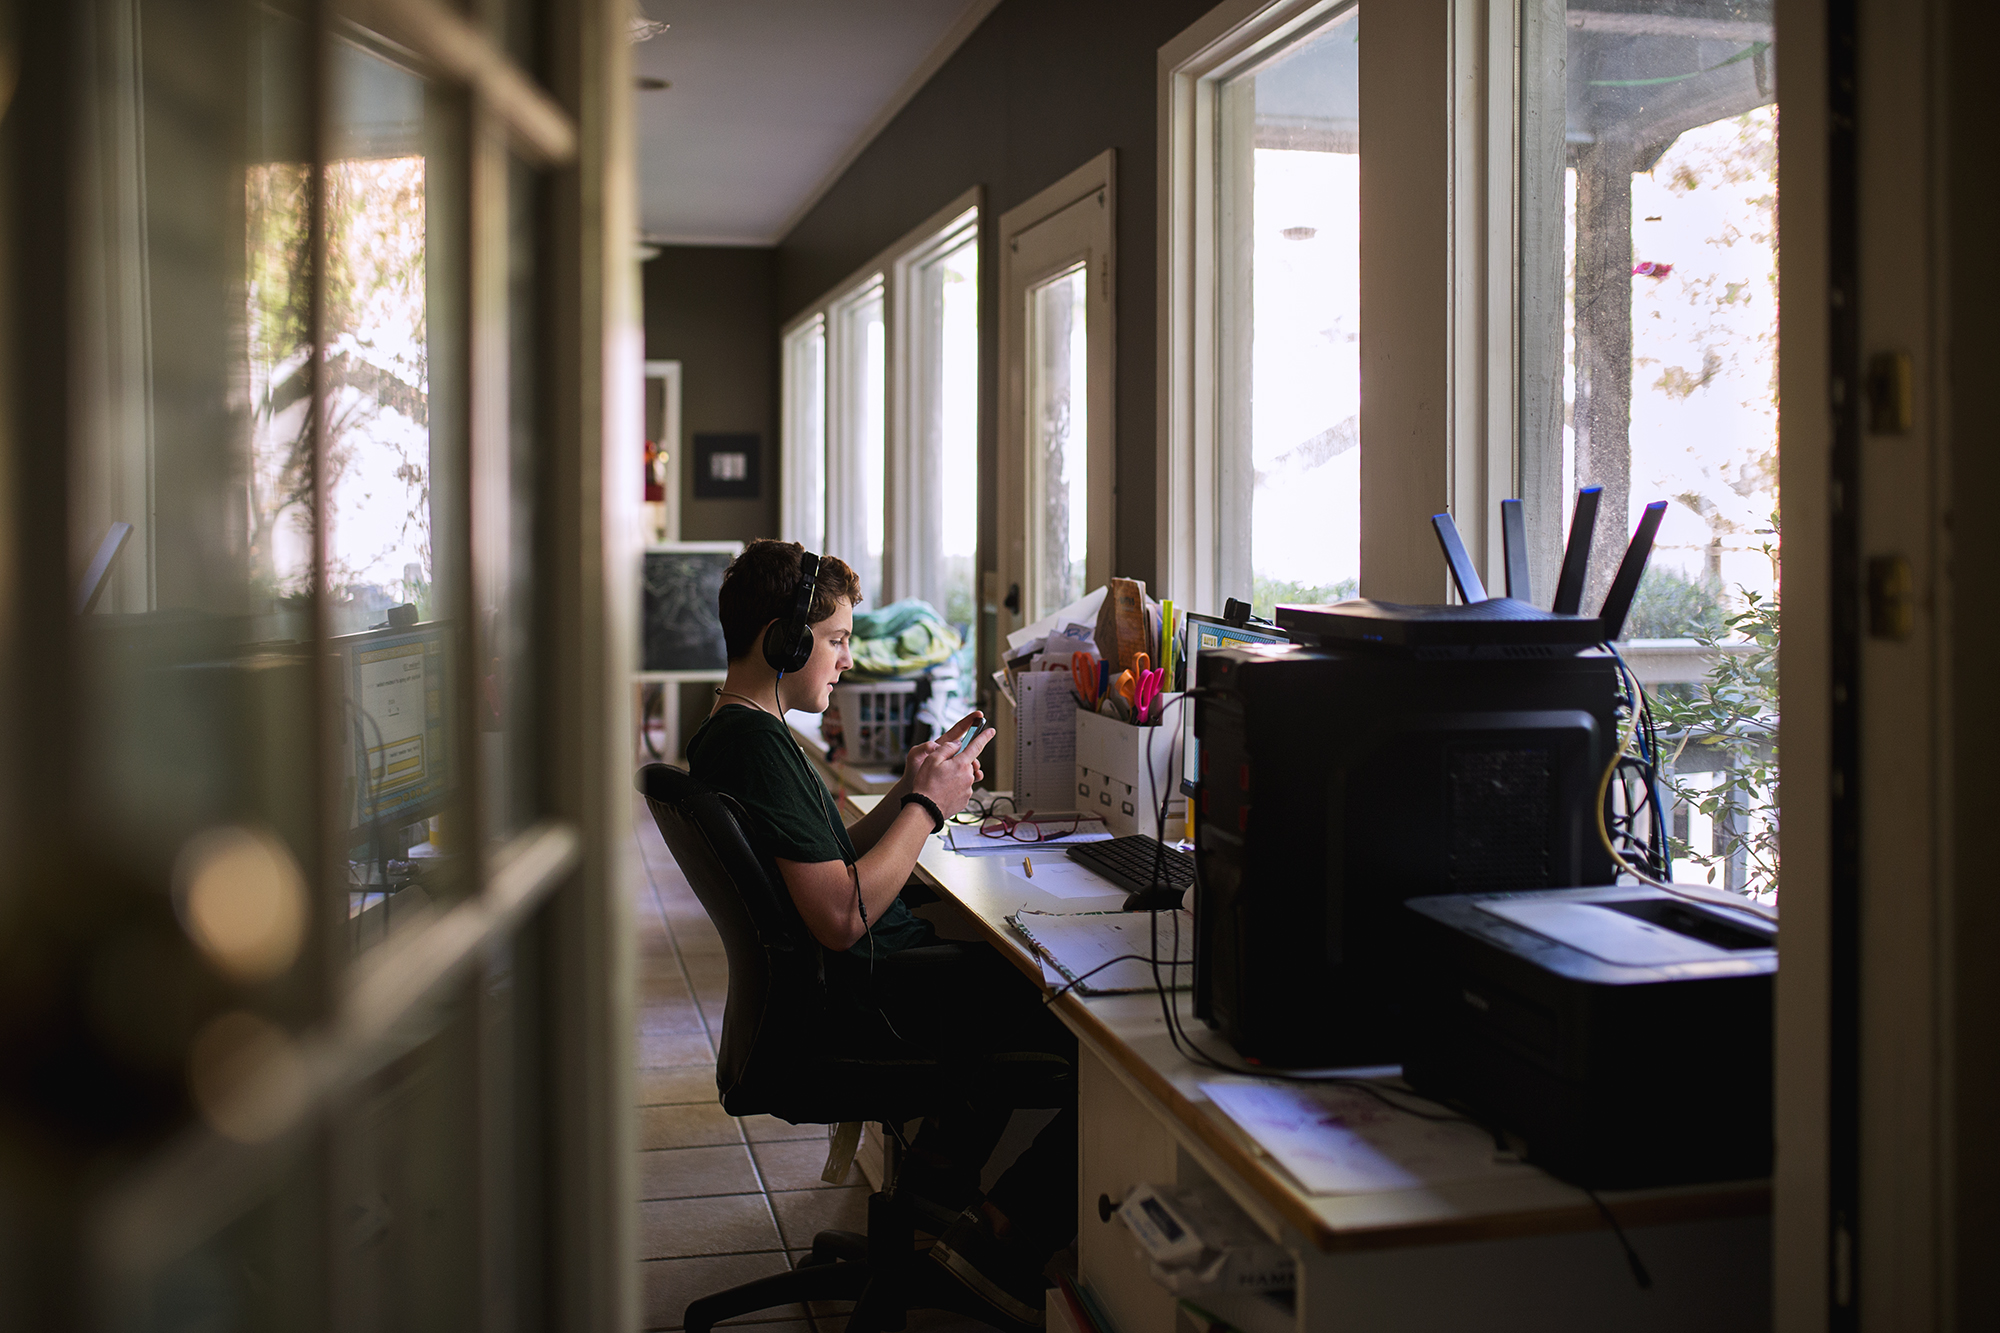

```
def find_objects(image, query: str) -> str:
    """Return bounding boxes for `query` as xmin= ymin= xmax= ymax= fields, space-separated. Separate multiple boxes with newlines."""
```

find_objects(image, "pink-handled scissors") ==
xmin=1132 ymin=667 xmax=1164 ymax=724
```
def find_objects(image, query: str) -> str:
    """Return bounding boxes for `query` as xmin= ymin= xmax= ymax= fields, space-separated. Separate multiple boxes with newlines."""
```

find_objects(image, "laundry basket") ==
xmin=828 ymin=681 xmax=921 ymax=767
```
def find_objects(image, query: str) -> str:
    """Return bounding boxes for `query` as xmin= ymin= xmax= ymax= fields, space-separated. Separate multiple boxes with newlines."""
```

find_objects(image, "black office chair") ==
xmin=634 ymin=763 xmax=1071 ymax=1333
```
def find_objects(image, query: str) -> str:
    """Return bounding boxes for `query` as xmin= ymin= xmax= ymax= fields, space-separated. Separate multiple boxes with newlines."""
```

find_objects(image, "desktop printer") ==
xmin=1191 ymin=492 xmax=1664 ymax=1066
xmin=1400 ymin=885 xmax=1776 ymax=1188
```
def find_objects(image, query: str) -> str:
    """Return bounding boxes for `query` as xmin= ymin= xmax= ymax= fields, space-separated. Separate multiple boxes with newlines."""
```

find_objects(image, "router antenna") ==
xmin=1431 ymin=512 xmax=1489 ymax=604
xmin=1598 ymin=501 xmax=1669 ymax=642
xmin=1552 ymin=487 xmax=1602 ymax=615
xmin=1500 ymin=499 xmax=1530 ymax=603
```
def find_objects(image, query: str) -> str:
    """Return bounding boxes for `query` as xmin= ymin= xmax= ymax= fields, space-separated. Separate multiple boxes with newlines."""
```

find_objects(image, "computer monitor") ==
xmin=336 ymin=621 xmax=455 ymax=843
xmin=1180 ymin=611 xmax=1288 ymax=796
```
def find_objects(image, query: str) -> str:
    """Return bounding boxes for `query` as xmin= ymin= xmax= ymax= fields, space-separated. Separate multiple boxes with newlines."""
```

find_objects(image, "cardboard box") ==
xmin=1075 ymin=697 xmax=1184 ymax=836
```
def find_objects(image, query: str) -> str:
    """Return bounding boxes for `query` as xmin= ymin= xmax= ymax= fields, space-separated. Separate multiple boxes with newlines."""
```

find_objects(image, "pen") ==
xmin=1023 ymin=856 xmax=1033 ymax=878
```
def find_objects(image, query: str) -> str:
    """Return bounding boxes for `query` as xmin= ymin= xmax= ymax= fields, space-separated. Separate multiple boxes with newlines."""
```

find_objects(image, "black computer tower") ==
xmin=1192 ymin=645 xmax=1619 ymax=1067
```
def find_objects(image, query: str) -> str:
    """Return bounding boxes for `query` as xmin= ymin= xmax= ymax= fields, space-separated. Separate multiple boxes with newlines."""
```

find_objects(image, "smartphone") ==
xmin=950 ymin=712 xmax=991 ymax=758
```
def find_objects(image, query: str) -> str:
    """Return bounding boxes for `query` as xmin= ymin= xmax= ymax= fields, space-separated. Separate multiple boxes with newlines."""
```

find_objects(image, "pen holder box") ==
xmin=1074 ymin=696 xmax=1184 ymax=837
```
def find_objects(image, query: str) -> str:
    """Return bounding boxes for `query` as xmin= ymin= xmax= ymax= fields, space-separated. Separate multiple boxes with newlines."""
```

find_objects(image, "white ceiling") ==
xmin=633 ymin=0 xmax=998 ymax=246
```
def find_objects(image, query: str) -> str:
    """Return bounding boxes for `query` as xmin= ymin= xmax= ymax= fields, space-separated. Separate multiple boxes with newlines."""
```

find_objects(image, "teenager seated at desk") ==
xmin=686 ymin=539 xmax=1074 ymax=1330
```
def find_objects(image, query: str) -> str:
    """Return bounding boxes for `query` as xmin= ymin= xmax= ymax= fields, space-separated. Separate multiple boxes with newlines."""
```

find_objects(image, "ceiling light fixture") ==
xmin=636 ymin=76 xmax=670 ymax=90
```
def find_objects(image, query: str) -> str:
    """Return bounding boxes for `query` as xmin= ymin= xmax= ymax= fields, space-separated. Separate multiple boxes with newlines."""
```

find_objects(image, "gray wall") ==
xmin=642 ymin=245 xmax=780 ymax=543
xmin=777 ymin=0 xmax=1220 ymax=591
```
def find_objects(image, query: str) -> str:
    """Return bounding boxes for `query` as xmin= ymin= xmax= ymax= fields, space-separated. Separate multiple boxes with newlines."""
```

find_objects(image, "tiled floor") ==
xmin=632 ymin=794 xmax=994 ymax=1332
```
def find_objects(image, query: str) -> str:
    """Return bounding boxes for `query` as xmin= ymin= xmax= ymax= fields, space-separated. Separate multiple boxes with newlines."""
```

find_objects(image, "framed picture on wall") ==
xmin=693 ymin=432 xmax=761 ymax=499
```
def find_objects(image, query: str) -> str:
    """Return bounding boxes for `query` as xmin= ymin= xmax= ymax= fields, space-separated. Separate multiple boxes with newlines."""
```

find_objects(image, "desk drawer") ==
xmin=1078 ymin=1044 xmax=1179 ymax=1333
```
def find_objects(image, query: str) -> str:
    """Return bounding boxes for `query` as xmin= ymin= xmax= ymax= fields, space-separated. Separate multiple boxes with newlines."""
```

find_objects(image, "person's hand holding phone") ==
xmin=907 ymin=711 xmax=992 ymax=816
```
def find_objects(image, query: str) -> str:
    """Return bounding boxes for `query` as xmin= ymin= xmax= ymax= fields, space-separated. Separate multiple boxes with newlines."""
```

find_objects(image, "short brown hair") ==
xmin=717 ymin=541 xmax=863 ymax=661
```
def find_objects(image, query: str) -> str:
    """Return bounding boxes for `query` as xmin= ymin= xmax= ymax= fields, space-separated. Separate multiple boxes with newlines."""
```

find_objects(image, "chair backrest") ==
xmin=634 ymin=763 xmax=832 ymax=1112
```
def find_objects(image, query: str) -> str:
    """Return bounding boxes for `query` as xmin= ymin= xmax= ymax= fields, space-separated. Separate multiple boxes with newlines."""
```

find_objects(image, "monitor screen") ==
xmin=338 ymin=622 xmax=454 ymax=840
xmin=1181 ymin=613 xmax=1287 ymax=795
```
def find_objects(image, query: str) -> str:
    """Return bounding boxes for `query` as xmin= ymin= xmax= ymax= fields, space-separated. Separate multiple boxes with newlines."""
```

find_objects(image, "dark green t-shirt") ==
xmin=685 ymin=705 xmax=931 ymax=960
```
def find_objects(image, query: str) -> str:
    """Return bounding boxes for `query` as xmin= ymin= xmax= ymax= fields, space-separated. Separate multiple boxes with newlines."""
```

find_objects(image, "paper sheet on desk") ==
xmin=1200 ymin=1080 xmax=1532 ymax=1195
xmin=1004 ymin=859 xmax=1125 ymax=900
xmin=1007 ymin=909 xmax=1193 ymax=995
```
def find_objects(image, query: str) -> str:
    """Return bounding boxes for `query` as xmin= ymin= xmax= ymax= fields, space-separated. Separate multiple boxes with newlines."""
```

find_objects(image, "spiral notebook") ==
xmin=1006 ymin=909 xmax=1194 ymax=996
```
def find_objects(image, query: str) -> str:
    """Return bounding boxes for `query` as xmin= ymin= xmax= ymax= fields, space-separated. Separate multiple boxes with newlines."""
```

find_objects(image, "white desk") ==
xmin=847 ymin=795 xmax=1771 ymax=1333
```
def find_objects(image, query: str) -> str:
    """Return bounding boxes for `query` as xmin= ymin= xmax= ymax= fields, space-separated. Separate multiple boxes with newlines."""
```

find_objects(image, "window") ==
xmin=997 ymin=154 xmax=1114 ymax=628
xmin=828 ymin=280 xmax=888 ymax=606
xmin=1219 ymin=8 xmax=1361 ymax=617
xmin=1521 ymin=1 xmax=1780 ymax=897
xmin=1160 ymin=0 xmax=1369 ymax=619
xmin=780 ymin=315 xmax=827 ymax=550
xmin=780 ymin=191 xmax=981 ymax=630
xmin=894 ymin=214 xmax=982 ymax=662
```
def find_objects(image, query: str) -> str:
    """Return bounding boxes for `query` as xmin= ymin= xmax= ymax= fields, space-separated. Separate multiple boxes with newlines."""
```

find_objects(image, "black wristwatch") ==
xmin=900 ymin=791 xmax=945 ymax=834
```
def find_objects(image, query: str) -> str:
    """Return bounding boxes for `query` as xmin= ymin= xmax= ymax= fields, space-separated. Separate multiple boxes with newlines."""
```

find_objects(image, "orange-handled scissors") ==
xmin=1114 ymin=653 xmax=1152 ymax=703
xmin=1070 ymin=652 xmax=1100 ymax=708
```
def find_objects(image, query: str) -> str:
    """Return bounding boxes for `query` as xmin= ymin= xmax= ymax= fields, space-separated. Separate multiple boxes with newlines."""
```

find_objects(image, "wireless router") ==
xmin=1274 ymin=489 xmax=1667 ymax=657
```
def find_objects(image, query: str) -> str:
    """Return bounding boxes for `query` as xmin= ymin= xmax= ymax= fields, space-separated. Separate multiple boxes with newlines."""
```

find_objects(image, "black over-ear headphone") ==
xmin=761 ymin=549 xmax=822 ymax=675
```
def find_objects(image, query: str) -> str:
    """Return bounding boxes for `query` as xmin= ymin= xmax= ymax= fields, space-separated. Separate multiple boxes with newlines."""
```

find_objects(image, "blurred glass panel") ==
xmin=477 ymin=154 xmax=549 ymax=842
xmin=1219 ymin=6 xmax=1361 ymax=619
xmin=1027 ymin=265 xmax=1087 ymax=617
xmin=322 ymin=38 xmax=472 ymax=939
xmin=60 ymin=0 xmax=330 ymax=1323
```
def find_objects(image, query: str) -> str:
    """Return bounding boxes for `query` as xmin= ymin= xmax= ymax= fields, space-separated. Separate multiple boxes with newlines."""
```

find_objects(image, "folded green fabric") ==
xmin=846 ymin=598 xmax=962 ymax=679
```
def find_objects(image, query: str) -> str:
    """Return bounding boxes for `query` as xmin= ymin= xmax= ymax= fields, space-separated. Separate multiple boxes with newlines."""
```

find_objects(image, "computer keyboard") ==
xmin=1066 ymin=835 xmax=1195 ymax=900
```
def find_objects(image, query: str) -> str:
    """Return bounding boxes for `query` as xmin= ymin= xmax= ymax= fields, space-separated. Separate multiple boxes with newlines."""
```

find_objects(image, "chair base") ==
xmin=682 ymin=1192 xmax=1032 ymax=1333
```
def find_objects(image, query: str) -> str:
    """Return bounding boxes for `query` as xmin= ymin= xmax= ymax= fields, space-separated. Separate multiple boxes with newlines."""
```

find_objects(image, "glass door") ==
xmin=0 ymin=1 xmax=634 ymax=1326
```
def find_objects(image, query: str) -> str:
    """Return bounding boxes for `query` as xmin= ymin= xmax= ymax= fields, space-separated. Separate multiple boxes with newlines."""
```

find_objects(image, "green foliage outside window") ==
xmin=1651 ymin=537 xmax=1780 ymax=900
xmin=1252 ymin=574 xmax=1357 ymax=622
xmin=1619 ymin=564 xmax=1727 ymax=640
